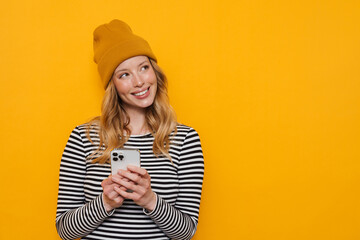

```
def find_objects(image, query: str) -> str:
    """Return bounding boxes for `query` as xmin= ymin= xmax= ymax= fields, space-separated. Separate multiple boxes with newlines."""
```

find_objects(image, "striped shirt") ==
xmin=56 ymin=124 xmax=204 ymax=240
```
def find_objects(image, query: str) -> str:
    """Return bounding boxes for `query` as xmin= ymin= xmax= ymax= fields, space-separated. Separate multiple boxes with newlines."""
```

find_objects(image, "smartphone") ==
xmin=110 ymin=148 xmax=141 ymax=175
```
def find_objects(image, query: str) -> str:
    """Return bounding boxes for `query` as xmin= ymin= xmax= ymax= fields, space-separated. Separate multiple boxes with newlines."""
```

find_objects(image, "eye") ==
xmin=140 ymin=65 xmax=149 ymax=71
xmin=118 ymin=73 xmax=129 ymax=79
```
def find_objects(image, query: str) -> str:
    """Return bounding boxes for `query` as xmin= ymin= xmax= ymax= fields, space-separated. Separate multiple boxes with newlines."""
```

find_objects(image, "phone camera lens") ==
xmin=119 ymin=154 xmax=124 ymax=160
xmin=112 ymin=152 xmax=118 ymax=156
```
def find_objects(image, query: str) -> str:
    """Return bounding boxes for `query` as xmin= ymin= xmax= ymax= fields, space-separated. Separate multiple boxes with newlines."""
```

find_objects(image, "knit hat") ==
xmin=93 ymin=19 xmax=157 ymax=89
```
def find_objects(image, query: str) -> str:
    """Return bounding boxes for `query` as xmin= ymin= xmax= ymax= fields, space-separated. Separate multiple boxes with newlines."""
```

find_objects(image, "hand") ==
xmin=112 ymin=165 xmax=157 ymax=212
xmin=101 ymin=175 xmax=127 ymax=212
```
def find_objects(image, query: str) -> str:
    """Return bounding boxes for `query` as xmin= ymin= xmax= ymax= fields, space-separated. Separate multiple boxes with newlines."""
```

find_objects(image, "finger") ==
xmin=127 ymin=165 xmax=148 ymax=177
xmin=121 ymin=177 xmax=131 ymax=183
xmin=102 ymin=174 xmax=116 ymax=186
xmin=127 ymin=166 xmax=151 ymax=181
xmin=113 ymin=176 xmax=139 ymax=192
xmin=112 ymin=174 xmax=133 ymax=184
xmin=114 ymin=186 xmax=136 ymax=199
xmin=104 ymin=183 xmax=120 ymax=196
xmin=117 ymin=169 xmax=143 ymax=184
xmin=101 ymin=176 xmax=111 ymax=187
xmin=113 ymin=196 xmax=124 ymax=204
xmin=107 ymin=189 xmax=119 ymax=200
xmin=112 ymin=175 xmax=137 ymax=191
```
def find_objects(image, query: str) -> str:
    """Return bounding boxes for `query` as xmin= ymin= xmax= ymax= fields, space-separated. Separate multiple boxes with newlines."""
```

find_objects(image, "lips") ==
xmin=131 ymin=87 xmax=151 ymax=99
xmin=132 ymin=87 xmax=149 ymax=96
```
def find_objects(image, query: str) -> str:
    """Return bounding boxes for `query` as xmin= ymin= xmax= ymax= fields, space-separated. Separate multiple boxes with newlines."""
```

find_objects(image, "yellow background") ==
xmin=1 ymin=0 xmax=359 ymax=239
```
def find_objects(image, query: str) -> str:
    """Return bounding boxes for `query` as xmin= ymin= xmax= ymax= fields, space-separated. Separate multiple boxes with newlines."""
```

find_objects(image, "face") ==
xmin=112 ymin=56 xmax=157 ymax=113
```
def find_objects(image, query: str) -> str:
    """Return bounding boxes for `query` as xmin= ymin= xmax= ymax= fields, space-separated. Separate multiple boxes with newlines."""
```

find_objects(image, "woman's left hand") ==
xmin=111 ymin=165 xmax=157 ymax=212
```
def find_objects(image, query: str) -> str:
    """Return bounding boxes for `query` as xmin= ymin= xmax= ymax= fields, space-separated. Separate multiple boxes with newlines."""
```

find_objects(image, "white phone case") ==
xmin=110 ymin=148 xmax=141 ymax=175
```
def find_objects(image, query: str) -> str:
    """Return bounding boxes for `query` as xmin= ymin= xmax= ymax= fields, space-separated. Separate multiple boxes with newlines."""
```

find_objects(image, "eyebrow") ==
xmin=114 ymin=60 xmax=148 ymax=74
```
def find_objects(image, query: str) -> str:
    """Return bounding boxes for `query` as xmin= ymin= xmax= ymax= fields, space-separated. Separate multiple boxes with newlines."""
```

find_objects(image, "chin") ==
xmin=141 ymin=101 xmax=155 ymax=109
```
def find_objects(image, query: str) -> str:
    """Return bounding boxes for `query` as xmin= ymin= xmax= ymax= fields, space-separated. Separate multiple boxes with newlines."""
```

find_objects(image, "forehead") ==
xmin=115 ymin=55 xmax=149 ymax=72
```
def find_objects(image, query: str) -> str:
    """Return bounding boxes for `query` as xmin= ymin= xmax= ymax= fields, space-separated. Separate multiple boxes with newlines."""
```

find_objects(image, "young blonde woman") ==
xmin=55 ymin=19 xmax=204 ymax=240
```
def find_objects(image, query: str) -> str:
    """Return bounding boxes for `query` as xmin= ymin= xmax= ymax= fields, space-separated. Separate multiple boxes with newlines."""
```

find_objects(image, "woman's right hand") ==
xmin=101 ymin=175 xmax=126 ymax=212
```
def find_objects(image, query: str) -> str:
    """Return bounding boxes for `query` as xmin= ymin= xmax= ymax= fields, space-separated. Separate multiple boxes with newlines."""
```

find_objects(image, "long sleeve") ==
xmin=145 ymin=128 xmax=204 ymax=240
xmin=55 ymin=127 xmax=111 ymax=240
xmin=56 ymin=124 xmax=204 ymax=240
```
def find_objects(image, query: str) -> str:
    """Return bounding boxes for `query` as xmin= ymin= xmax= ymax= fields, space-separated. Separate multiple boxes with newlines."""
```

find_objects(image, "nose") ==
xmin=132 ymin=73 xmax=144 ymax=87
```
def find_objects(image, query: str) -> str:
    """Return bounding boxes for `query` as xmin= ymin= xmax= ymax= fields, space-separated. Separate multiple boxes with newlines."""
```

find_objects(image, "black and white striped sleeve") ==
xmin=145 ymin=128 xmax=204 ymax=240
xmin=55 ymin=127 xmax=110 ymax=240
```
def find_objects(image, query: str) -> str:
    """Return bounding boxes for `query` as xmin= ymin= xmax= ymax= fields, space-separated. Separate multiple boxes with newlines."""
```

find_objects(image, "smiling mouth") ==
xmin=132 ymin=88 xmax=149 ymax=96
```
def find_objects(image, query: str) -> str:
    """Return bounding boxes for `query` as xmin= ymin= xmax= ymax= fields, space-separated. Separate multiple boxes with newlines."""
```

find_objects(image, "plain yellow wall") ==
xmin=1 ymin=0 xmax=359 ymax=239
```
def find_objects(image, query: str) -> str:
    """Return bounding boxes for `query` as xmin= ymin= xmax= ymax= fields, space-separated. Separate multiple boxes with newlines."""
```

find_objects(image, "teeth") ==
xmin=133 ymin=89 xmax=148 ymax=96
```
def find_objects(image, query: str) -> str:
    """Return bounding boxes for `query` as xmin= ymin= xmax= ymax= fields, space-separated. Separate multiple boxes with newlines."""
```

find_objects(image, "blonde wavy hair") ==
xmin=86 ymin=59 xmax=177 ymax=164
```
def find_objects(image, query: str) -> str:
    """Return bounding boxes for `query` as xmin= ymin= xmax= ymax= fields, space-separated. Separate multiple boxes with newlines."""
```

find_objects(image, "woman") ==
xmin=56 ymin=19 xmax=204 ymax=240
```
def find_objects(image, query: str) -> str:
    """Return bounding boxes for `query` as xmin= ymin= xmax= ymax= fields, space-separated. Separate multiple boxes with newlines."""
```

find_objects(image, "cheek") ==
xmin=149 ymin=78 xmax=157 ymax=94
xmin=114 ymin=81 xmax=130 ymax=95
xmin=146 ymin=70 xmax=157 ymax=84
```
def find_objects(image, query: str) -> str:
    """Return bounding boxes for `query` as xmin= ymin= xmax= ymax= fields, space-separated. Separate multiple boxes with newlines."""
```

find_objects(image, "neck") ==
xmin=124 ymin=107 xmax=149 ymax=135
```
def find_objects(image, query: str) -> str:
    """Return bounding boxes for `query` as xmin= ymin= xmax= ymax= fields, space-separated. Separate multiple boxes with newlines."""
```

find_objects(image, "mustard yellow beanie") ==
xmin=93 ymin=19 xmax=157 ymax=89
